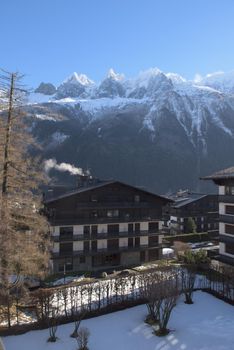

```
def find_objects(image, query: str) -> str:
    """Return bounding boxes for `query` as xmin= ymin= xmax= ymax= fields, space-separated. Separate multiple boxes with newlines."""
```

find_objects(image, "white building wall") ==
xmin=219 ymin=203 xmax=225 ymax=214
xmin=141 ymin=222 xmax=148 ymax=231
xmin=119 ymin=237 xmax=128 ymax=247
xmin=140 ymin=236 xmax=148 ymax=245
xmin=97 ymin=239 xmax=107 ymax=249
xmin=98 ymin=224 xmax=107 ymax=233
xmin=51 ymin=226 xmax=59 ymax=236
xmin=73 ymin=241 xmax=84 ymax=251
xmin=119 ymin=223 xmax=128 ymax=232
xmin=53 ymin=242 xmax=59 ymax=253
xmin=74 ymin=225 xmax=83 ymax=235
xmin=158 ymin=235 xmax=163 ymax=244
xmin=219 ymin=242 xmax=225 ymax=254
xmin=219 ymin=186 xmax=225 ymax=195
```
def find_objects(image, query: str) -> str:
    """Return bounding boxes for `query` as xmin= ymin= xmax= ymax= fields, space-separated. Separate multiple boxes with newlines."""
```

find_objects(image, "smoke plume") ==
xmin=44 ymin=158 xmax=84 ymax=176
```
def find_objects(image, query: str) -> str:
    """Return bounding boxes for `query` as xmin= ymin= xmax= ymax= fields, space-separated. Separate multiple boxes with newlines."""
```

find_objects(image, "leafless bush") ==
xmin=174 ymin=241 xmax=190 ymax=259
xmin=140 ymin=268 xmax=180 ymax=336
xmin=181 ymin=266 xmax=196 ymax=304
xmin=75 ymin=327 xmax=90 ymax=350
xmin=47 ymin=308 xmax=59 ymax=342
xmin=70 ymin=306 xmax=87 ymax=338
xmin=155 ymin=278 xmax=180 ymax=336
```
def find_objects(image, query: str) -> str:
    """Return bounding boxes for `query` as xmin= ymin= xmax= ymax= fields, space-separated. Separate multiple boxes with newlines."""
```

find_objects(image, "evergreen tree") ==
xmin=0 ymin=70 xmax=50 ymax=327
xmin=186 ymin=217 xmax=197 ymax=233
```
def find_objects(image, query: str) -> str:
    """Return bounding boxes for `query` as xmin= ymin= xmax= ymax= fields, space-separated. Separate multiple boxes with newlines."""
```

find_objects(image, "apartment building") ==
xmin=44 ymin=179 xmax=171 ymax=273
xmin=203 ymin=167 xmax=234 ymax=266
xmin=163 ymin=190 xmax=218 ymax=234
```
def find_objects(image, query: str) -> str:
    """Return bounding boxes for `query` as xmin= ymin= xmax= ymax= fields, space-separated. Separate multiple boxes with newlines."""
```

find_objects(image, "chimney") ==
xmin=77 ymin=169 xmax=92 ymax=188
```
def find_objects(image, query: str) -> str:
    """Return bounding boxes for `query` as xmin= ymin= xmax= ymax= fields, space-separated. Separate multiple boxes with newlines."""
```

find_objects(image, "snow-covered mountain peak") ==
xmin=199 ymin=70 xmax=234 ymax=93
xmin=63 ymin=72 xmax=94 ymax=86
xmin=135 ymin=68 xmax=163 ymax=87
xmin=166 ymin=73 xmax=186 ymax=84
xmin=106 ymin=68 xmax=125 ymax=81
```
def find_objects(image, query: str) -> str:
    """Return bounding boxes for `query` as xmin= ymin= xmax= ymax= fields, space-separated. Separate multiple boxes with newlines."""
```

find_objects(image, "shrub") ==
xmin=101 ymin=272 xmax=108 ymax=278
xmin=75 ymin=327 xmax=90 ymax=350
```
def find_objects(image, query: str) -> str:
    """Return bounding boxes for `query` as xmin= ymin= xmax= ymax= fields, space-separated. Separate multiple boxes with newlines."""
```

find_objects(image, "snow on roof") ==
xmin=202 ymin=166 xmax=234 ymax=180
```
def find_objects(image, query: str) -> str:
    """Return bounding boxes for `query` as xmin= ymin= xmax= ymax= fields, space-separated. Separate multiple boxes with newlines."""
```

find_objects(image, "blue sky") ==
xmin=1 ymin=0 xmax=234 ymax=87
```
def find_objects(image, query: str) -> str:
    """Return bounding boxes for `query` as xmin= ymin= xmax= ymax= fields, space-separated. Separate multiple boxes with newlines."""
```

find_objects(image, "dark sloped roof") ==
xmin=201 ymin=166 xmax=234 ymax=180
xmin=172 ymin=193 xmax=207 ymax=208
xmin=44 ymin=180 xmax=172 ymax=204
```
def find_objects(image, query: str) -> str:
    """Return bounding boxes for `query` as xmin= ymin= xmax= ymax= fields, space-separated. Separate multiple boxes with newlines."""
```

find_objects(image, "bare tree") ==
xmin=75 ymin=327 xmax=90 ymax=350
xmin=141 ymin=269 xmax=180 ymax=336
xmin=0 ymin=70 xmax=50 ymax=327
xmin=47 ymin=307 xmax=59 ymax=342
xmin=139 ymin=271 xmax=162 ymax=324
xmin=70 ymin=305 xmax=87 ymax=338
xmin=181 ymin=266 xmax=196 ymax=304
xmin=155 ymin=277 xmax=180 ymax=336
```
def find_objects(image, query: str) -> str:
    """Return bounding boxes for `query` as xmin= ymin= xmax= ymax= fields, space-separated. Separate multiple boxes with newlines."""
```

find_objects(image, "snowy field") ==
xmin=3 ymin=291 xmax=234 ymax=350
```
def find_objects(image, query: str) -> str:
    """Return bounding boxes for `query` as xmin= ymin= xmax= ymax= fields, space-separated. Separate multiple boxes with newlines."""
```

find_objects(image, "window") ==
xmin=80 ymin=256 xmax=86 ymax=264
xmin=91 ymin=225 xmax=98 ymax=236
xmin=225 ymin=224 xmax=234 ymax=235
xmin=83 ymin=226 xmax=90 ymax=235
xmin=149 ymin=236 xmax=158 ymax=247
xmin=108 ymin=224 xmax=119 ymax=235
xmin=225 ymin=205 xmax=234 ymax=215
xmin=91 ymin=240 xmax=97 ymax=252
xmin=140 ymin=251 xmax=145 ymax=262
xmin=135 ymin=237 xmax=140 ymax=247
xmin=60 ymin=226 xmax=73 ymax=239
xmin=134 ymin=195 xmax=140 ymax=203
xmin=148 ymin=249 xmax=159 ymax=261
xmin=91 ymin=210 xmax=98 ymax=218
xmin=107 ymin=239 xmax=119 ymax=250
xmin=128 ymin=237 xmax=133 ymax=247
xmin=84 ymin=241 xmax=90 ymax=252
xmin=225 ymin=186 xmax=234 ymax=195
xmin=128 ymin=223 xmax=134 ymax=233
xmin=107 ymin=210 xmax=119 ymax=218
xmin=148 ymin=222 xmax=159 ymax=233
xmin=58 ymin=258 xmax=73 ymax=272
xmin=135 ymin=223 xmax=140 ymax=233
xmin=225 ymin=243 xmax=234 ymax=255
xmin=91 ymin=195 xmax=98 ymax=202
xmin=60 ymin=242 xmax=73 ymax=255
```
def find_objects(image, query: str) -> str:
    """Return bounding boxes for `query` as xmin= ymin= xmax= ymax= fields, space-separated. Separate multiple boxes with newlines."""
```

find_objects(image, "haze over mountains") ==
xmin=27 ymin=68 xmax=234 ymax=194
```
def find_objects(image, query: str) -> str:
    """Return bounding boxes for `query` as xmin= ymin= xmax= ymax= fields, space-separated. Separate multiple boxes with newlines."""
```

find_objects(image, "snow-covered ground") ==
xmin=3 ymin=292 xmax=234 ymax=350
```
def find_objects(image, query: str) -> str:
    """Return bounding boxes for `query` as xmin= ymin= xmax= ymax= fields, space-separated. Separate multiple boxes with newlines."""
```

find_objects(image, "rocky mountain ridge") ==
xmin=26 ymin=68 xmax=234 ymax=193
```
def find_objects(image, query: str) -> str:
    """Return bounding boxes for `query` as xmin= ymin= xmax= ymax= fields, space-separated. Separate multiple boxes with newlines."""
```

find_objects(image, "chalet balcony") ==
xmin=219 ymin=195 xmax=234 ymax=204
xmin=219 ymin=214 xmax=234 ymax=225
xmin=219 ymin=234 xmax=234 ymax=244
xmin=75 ymin=202 xmax=153 ymax=208
xmin=52 ymin=244 xmax=158 ymax=258
xmin=49 ymin=216 xmax=161 ymax=226
xmin=52 ymin=229 xmax=162 ymax=242
xmin=217 ymin=254 xmax=234 ymax=266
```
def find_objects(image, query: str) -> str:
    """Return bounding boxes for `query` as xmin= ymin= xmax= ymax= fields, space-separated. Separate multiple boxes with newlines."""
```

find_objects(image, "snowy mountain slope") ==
xmin=25 ymin=68 xmax=234 ymax=192
xmin=30 ymin=68 xmax=234 ymax=147
xmin=199 ymin=70 xmax=234 ymax=94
